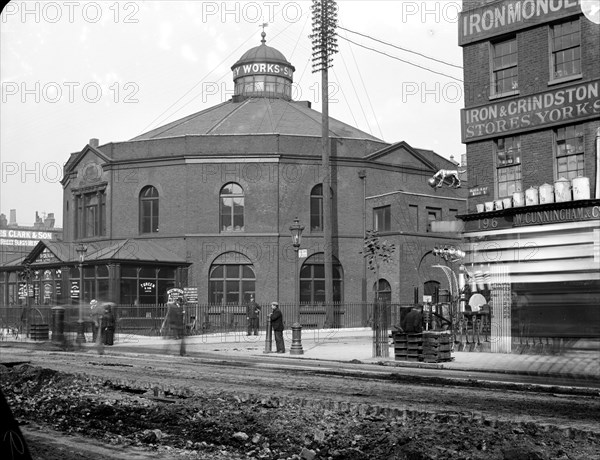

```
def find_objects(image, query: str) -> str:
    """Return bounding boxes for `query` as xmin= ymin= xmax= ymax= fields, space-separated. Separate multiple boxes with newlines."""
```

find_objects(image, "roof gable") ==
xmin=366 ymin=141 xmax=439 ymax=171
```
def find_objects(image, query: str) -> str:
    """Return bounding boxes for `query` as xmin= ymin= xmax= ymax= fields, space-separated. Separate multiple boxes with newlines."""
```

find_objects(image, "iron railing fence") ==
xmin=0 ymin=302 xmax=410 ymax=340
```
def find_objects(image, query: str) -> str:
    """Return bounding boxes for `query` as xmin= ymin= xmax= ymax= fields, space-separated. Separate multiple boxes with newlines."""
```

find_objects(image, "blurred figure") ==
xmin=401 ymin=305 xmax=424 ymax=333
xmin=89 ymin=299 xmax=103 ymax=343
xmin=161 ymin=295 xmax=186 ymax=356
xmin=102 ymin=303 xmax=116 ymax=346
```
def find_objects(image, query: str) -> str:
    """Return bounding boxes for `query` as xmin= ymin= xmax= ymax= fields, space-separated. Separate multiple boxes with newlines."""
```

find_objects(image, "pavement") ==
xmin=2 ymin=327 xmax=598 ymax=383
xmin=75 ymin=327 xmax=600 ymax=383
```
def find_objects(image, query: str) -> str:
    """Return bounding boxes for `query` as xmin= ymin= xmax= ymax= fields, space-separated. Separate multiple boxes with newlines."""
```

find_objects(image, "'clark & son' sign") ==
xmin=461 ymin=79 xmax=600 ymax=142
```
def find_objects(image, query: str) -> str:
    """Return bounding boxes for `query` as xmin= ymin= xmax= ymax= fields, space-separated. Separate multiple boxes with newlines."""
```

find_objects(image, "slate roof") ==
xmin=130 ymin=97 xmax=384 ymax=143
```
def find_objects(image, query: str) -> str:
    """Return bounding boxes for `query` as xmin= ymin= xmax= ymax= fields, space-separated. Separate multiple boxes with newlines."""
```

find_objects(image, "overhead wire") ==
xmin=338 ymin=25 xmax=462 ymax=70
xmin=338 ymin=35 xmax=463 ymax=83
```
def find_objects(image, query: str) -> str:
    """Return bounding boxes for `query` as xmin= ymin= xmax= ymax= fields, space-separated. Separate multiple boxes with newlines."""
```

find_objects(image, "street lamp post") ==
xmin=75 ymin=243 xmax=88 ymax=344
xmin=289 ymin=217 xmax=305 ymax=355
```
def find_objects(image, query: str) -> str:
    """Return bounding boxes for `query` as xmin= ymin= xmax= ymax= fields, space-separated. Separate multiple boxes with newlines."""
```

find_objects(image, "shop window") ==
xmin=491 ymin=37 xmax=518 ymax=97
xmin=550 ymin=19 xmax=581 ymax=81
xmin=299 ymin=253 xmax=343 ymax=304
xmin=555 ymin=124 xmax=585 ymax=180
xmin=75 ymin=189 xmax=106 ymax=239
xmin=496 ymin=136 xmax=522 ymax=198
xmin=209 ymin=252 xmax=255 ymax=305
xmin=373 ymin=205 xmax=391 ymax=232
xmin=139 ymin=186 xmax=159 ymax=233
xmin=310 ymin=184 xmax=323 ymax=232
xmin=220 ymin=183 xmax=244 ymax=232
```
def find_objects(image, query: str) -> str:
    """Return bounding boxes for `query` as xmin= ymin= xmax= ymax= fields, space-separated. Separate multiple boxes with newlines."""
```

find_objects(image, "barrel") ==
xmin=30 ymin=324 xmax=49 ymax=341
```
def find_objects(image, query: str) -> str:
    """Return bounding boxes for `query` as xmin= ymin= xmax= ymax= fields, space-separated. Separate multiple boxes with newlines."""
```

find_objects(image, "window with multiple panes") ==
xmin=139 ymin=186 xmax=159 ymax=233
xmin=209 ymin=258 xmax=255 ymax=305
xmin=220 ymin=183 xmax=244 ymax=232
xmin=496 ymin=136 xmax=523 ymax=198
xmin=373 ymin=205 xmax=391 ymax=232
xmin=491 ymin=37 xmax=518 ymax=96
xmin=550 ymin=19 xmax=581 ymax=80
xmin=75 ymin=189 xmax=106 ymax=239
xmin=555 ymin=124 xmax=585 ymax=180
xmin=299 ymin=253 xmax=343 ymax=304
xmin=310 ymin=184 xmax=323 ymax=232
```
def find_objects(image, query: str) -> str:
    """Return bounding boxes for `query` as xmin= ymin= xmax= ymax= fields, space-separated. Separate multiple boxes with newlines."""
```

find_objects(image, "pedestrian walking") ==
xmin=102 ymin=303 xmax=116 ymax=346
xmin=161 ymin=295 xmax=186 ymax=356
xmin=270 ymin=302 xmax=285 ymax=353
xmin=246 ymin=295 xmax=261 ymax=336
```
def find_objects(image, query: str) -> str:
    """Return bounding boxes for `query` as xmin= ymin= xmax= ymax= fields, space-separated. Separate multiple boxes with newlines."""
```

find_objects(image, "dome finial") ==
xmin=260 ymin=22 xmax=268 ymax=44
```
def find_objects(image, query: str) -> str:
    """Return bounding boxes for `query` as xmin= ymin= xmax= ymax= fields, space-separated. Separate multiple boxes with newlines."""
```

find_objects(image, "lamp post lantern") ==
xmin=289 ymin=217 xmax=304 ymax=355
xmin=75 ymin=243 xmax=88 ymax=344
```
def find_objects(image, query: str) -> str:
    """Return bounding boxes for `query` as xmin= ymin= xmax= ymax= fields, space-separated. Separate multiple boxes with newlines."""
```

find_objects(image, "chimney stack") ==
xmin=89 ymin=138 xmax=99 ymax=148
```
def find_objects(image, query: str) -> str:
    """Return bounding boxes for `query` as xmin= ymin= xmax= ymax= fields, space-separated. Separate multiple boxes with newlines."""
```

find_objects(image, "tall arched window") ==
xmin=373 ymin=279 xmax=392 ymax=303
xmin=220 ymin=183 xmax=244 ymax=232
xmin=310 ymin=184 xmax=323 ymax=232
xmin=300 ymin=253 xmax=343 ymax=303
xmin=139 ymin=186 xmax=159 ymax=233
xmin=209 ymin=252 xmax=255 ymax=305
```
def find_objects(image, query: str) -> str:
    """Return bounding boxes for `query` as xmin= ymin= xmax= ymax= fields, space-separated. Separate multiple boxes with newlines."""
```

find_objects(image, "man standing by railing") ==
xmin=246 ymin=295 xmax=261 ymax=336
xmin=270 ymin=302 xmax=285 ymax=353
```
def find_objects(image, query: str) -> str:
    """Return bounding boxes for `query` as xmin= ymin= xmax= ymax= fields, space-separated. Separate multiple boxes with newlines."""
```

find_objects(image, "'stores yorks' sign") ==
xmin=461 ymin=79 xmax=600 ymax=142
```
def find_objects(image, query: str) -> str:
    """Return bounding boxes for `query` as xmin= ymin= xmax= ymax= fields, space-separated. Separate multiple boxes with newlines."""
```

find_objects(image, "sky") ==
xmin=0 ymin=0 xmax=465 ymax=226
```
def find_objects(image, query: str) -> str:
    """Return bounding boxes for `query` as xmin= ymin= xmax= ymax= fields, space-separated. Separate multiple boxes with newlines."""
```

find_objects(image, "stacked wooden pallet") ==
xmin=422 ymin=331 xmax=453 ymax=363
xmin=392 ymin=333 xmax=423 ymax=362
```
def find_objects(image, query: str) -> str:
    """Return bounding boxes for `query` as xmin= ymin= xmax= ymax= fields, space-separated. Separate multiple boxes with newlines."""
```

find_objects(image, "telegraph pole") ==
xmin=311 ymin=0 xmax=338 ymax=325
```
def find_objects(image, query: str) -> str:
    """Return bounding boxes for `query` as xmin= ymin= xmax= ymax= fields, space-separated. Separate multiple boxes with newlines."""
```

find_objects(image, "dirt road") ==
xmin=2 ymin=347 xmax=599 ymax=459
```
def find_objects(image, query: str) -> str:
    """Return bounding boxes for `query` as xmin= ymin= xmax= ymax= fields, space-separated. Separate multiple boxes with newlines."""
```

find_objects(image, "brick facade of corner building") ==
xmin=57 ymin=132 xmax=465 ymax=307
xmin=458 ymin=0 xmax=600 ymax=350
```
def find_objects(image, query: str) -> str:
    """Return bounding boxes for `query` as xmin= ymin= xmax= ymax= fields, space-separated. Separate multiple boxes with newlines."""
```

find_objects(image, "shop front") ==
xmin=459 ymin=199 xmax=600 ymax=353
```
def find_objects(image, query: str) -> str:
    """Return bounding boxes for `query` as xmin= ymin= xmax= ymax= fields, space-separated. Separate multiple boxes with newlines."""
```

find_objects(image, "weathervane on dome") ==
xmin=260 ymin=22 xmax=268 ymax=43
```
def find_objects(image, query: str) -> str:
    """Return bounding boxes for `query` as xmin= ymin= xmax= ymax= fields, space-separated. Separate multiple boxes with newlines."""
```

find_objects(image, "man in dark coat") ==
xmin=246 ymin=295 xmax=261 ymax=336
xmin=401 ymin=305 xmax=424 ymax=333
xmin=270 ymin=302 xmax=285 ymax=353
xmin=102 ymin=303 xmax=116 ymax=345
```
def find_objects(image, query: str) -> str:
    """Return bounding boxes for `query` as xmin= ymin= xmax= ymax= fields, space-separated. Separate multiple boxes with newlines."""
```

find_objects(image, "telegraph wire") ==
xmin=338 ymin=35 xmax=463 ymax=83
xmin=338 ymin=25 xmax=463 ymax=70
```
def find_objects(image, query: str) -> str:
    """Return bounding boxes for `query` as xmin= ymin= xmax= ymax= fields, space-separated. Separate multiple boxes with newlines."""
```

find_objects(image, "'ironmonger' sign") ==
xmin=461 ymin=80 xmax=600 ymax=142
xmin=459 ymin=0 xmax=581 ymax=45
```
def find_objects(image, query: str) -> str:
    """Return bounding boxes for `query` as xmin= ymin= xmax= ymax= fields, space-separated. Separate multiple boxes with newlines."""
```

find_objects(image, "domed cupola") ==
xmin=231 ymin=31 xmax=295 ymax=101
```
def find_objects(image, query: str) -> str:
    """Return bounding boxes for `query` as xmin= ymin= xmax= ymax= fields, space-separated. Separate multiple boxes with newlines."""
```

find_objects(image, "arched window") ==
xmin=139 ymin=186 xmax=159 ymax=233
xmin=373 ymin=279 xmax=392 ymax=303
xmin=310 ymin=184 xmax=323 ymax=232
xmin=300 ymin=253 xmax=343 ymax=303
xmin=209 ymin=252 xmax=255 ymax=305
xmin=424 ymin=280 xmax=441 ymax=303
xmin=220 ymin=183 xmax=244 ymax=232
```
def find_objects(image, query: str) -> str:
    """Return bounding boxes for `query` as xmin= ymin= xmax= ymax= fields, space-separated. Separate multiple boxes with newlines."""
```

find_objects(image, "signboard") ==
xmin=469 ymin=185 xmax=490 ymax=197
xmin=298 ymin=249 xmax=308 ymax=258
xmin=0 ymin=229 xmax=57 ymax=247
xmin=461 ymin=80 xmax=600 ymax=142
xmin=459 ymin=0 xmax=581 ymax=45
xmin=70 ymin=280 xmax=80 ymax=299
xmin=184 ymin=287 xmax=198 ymax=303
xmin=140 ymin=281 xmax=156 ymax=295
xmin=464 ymin=204 xmax=600 ymax=232
xmin=232 ymin=62 xmax=293 ymax=79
